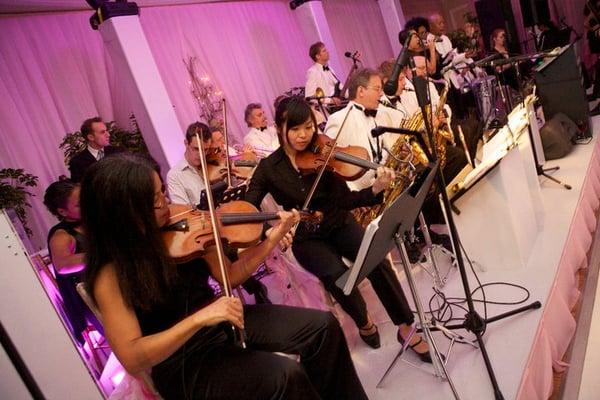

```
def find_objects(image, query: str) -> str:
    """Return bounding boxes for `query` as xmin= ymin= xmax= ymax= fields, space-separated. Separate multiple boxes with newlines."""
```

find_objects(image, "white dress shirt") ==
xmin=400 ymin=79 xmax=449 ymax=117
xmin=427 ymin=33 xmax=454 ymax=60
xmin=324 ymin=101 xmax=383 ymax=191
xmin=87 ymin=145 xmax=102 ymax=160
xmin=243 ymin=126 xmax=279 ymax=157
xmin=305 ymin=62 xmax=340 ymax=101
xmin=377 ymin=96 xmax=410 ymax=152
xmin=166 ymin=157 xmax=206 ymax=206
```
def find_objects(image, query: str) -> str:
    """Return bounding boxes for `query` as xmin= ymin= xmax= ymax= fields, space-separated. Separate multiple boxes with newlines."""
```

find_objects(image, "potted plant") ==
xmin=0 ymin=168 xmax=39 ymax=238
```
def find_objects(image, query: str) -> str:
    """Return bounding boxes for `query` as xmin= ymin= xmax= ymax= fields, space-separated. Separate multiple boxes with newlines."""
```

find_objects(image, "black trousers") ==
xmin=292 ymin=216 xmax=414 ymax=329
xmin=152 ymin=305 xmax=366 ymax=400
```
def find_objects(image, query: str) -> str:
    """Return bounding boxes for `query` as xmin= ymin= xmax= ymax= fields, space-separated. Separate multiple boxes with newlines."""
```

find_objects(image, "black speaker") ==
xmin=540 ymin=113 xmax=577 ymax=159
xmin=520 ymin=0 xmax=551 ymax=27
xmin=534 ymin=45 xmax=592 ymax=137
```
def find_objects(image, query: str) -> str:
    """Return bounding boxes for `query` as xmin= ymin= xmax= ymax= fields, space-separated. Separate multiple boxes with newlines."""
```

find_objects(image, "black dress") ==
xmin=244 ymin=148 xmax=415 ymax=330
xmin=47 ymin=220 xmax=103 ymax=344
xmin=137 ymin=259 xmax=367 ymax=400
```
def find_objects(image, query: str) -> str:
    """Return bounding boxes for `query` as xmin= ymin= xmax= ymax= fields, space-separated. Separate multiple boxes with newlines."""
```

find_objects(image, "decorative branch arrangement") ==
xmin=184 ymin=56 xmax=224 ymax=129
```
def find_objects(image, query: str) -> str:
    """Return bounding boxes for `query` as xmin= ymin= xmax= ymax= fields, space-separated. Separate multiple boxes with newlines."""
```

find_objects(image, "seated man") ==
xmin=167 ymin=122 xmax=271 ymax=304
xmin=69 ymin=117 xmax=121 ymax=182
xmin=242 ymin=103 xmax=280 ymax=157
xmin=324 ymin=68 xmax=386 ymax=191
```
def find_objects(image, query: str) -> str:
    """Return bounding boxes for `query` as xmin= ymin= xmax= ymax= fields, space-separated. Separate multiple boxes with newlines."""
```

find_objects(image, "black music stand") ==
xmin=336 ymin=162 xmax=461 ymax=398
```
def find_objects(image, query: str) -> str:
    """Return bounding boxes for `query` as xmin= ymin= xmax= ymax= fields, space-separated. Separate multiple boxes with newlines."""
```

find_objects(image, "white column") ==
xmin=294 ymin=1 xmax=344 ymax=76
xmin=99 ymin=15 xmax=183 ymax=171
xmin=378 ymin=0 xmax=406 ymax=55
xmin=0 ymin=211 xmax=104 ymax=399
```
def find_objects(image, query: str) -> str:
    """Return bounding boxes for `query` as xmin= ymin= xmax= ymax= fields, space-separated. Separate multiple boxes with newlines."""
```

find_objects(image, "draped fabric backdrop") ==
xmin=0 ymin=0 xmax=393 ymax=249
xmin=0 ymin=11 xmax=114 ymax=250
xmin=322 ymin=0 xmax=394 ymax=75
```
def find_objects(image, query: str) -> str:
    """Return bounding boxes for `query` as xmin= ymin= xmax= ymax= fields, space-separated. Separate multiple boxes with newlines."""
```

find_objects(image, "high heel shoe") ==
xmin=359 ymin=324 xmax=381 ymax=349
xmin=397 ymin=330 xmax=433 ymax=364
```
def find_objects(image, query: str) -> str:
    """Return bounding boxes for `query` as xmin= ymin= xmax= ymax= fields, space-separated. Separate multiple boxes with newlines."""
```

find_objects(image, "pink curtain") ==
xmin=0 ymin=11 xmax=115 ymax=250
xmin=0 ymin=1 xmax=319 ymax=248
xmin=322 ymin=0 xmax=394 ymax=76
xmin=139 ymin=1 xmax=312 ymax=144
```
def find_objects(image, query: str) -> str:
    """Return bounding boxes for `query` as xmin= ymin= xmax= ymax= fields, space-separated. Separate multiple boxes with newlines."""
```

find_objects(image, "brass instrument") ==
xmin=353 ymin=81 xmax=455 ymax=226
xmin=399 ymin=80 xmax=454 ymax=169
xmin=353 ymin=134 xmax=416 ymax=226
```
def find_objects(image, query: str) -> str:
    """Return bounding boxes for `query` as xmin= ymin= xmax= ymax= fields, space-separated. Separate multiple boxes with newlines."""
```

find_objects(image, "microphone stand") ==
xmin=394 ymin=65 xmax=541 ymax=399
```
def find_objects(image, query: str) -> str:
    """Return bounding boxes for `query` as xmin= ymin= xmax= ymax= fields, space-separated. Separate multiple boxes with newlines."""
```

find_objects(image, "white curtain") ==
xmin=323 ymin=0 xmax=394 ymax=74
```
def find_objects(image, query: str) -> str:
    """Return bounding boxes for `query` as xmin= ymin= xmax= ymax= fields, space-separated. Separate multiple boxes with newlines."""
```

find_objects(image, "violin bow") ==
xmin=292 ymin=105 xmax=355 ymax=234
xmin=221 ymin=98 xmax=234 ymax=189
xmin=195 ymin=130 xmax=246 ymax=348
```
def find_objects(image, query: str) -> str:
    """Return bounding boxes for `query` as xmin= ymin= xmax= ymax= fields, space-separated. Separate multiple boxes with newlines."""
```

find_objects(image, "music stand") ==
xmin=336 ymin=163 xmax=462 ymax=399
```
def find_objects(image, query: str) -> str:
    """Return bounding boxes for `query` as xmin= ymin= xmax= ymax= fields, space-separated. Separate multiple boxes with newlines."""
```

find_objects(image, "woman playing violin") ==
xmin=245 ymin=97 xmax=432 ymax=361
xmin=82 ymin=154 xmax=366 ymax=399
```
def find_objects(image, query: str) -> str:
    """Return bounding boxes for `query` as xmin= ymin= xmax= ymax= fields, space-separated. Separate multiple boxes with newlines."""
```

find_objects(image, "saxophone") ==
xmin=352 ymin=104 xmax=417 ymax=226
xmin=399 ymin=80 xmax=454 ymax=169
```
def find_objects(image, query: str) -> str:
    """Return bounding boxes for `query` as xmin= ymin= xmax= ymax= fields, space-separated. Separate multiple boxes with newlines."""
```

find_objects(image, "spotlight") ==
xmin=289 ymin=0 xmax=312 ymax=11
xmin=86 ymin=1 xmax=140 ymax=30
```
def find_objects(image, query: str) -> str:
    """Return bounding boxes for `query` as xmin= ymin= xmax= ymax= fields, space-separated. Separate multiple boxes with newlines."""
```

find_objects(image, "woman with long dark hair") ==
xmin=81 ymin=154 xmax=366 ymax=399
xmin=245 ymin=97 xmax=432 ymax=361
xmin=44 ymin=179 xmax=103 ymax=344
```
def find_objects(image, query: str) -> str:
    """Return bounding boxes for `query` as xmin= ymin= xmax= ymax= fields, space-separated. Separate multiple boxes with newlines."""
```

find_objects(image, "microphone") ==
xmin=384 ymin=32 xmax=414 ymax=96
xmin=344 ymin=51 xmax=359 ymax=59
xmin=371 ymin=126 xmax=421 ymax=138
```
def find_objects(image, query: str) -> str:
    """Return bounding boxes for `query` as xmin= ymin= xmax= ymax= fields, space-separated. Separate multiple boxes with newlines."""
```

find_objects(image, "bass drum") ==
xmin=470 ymin=75 xmax=497 ymax=129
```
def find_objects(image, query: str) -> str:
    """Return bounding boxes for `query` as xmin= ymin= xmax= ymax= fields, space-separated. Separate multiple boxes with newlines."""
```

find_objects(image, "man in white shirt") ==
xmin=166 ymin=122 xmax=213 ymax=206
xmin=428 ymin=14 xmax=454 ymax=60
xmin=324 ymin=68 xmax=388 ymax=191
xmin=167 ymin=121 xmax=271 ymax=304
xmin=242 ymin=103 xmax=280 ymax=157
xmin=305 ymin=42 xmax=342 ymax=106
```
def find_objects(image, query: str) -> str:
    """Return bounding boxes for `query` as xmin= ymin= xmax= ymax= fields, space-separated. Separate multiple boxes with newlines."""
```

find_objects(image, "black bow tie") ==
xmin=259 ymin=127 xmax=267 ymax=132
xmin=323 ymin=65 xmax=330 ymax=71
xmin=388 ymin=96 xmax=400 ymax=106
xmin=355 ymin=104 xmax=377 ymax=118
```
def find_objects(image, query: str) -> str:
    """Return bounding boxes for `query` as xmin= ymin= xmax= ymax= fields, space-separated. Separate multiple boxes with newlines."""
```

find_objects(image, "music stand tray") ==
xmin=337 ymin=162 xmax=438 ymax=295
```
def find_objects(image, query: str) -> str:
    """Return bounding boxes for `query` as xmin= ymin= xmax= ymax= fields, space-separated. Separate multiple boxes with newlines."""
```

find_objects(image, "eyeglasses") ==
xmin=365 ymin=85 xmax=383 ymax=92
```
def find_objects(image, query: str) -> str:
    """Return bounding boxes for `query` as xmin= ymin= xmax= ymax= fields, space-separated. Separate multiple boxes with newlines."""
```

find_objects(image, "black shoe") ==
xmin=253 ymin=282 xmax=272 ymax=304
xmin=359 ymin=324 xmax=381 ymax=349
xmin=591 ymin=103 xmax=600 ymax=117
xmin=405 ymin=239 xmax=425 ymax=263
xmin=397 ymin=331 xmax=433 ymax=364
xmin=429 ymin=231 xmax=453 ymax=252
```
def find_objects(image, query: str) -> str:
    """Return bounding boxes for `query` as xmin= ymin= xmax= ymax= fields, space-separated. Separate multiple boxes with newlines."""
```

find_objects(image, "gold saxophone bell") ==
xmin=315 ymin=87 xmax=325 ymax=98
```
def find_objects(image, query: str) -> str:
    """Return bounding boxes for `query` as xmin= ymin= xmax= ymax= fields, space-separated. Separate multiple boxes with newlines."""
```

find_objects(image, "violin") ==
xmin=206 ymin=149 xmax=259 ymax=183
xmin=295 ymin=134 xmax=382 ymax=181
xmin=162 ymin=200 xmax=321 ymax=263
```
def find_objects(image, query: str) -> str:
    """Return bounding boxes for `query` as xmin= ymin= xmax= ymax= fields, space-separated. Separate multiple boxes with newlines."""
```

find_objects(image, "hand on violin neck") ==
xmin=266 ymin=209 xmax=300 ymax=243
xmin=372 ymin=167 xmax=396 ymax=195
